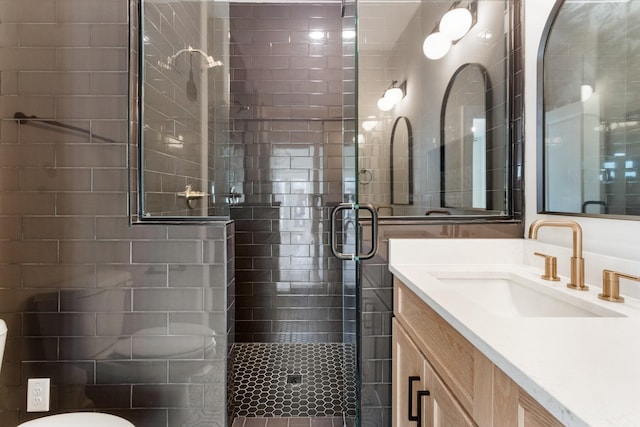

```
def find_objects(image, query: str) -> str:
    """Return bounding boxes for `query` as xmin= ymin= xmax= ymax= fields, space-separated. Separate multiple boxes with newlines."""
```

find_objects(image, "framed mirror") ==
xmin=441 ymin=63 xmax=491 ymax=212
xmin=390 ymin=116 xmax=413 ymax=205
xmin=539 ymin=0 xmax=640 ymax=219
xmin=357 ymin=0 xmax=518 ymax=218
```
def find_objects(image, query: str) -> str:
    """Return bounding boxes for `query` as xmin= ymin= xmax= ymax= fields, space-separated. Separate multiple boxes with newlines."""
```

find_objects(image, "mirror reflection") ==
xmin=358 ymin=0 xmax=514 ymax=217
xmin=441 ymin=63 xmax=489 ymax=211
xmin=541 ymin=0 xmax=640 ymax=217
xmin=391 ymin=116 xmax=413 ymax=206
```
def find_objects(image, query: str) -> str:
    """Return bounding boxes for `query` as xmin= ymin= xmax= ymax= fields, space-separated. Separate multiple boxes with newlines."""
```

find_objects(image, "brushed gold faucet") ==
xmin=599 ymin=270 xmax=640 ymax=303
xmin=528 ymin=219 xmax=587 ymax=291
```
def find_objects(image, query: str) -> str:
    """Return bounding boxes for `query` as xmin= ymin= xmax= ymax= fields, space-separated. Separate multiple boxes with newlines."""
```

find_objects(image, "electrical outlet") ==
xmin=27 ymin=378 xmax=50 ymax=412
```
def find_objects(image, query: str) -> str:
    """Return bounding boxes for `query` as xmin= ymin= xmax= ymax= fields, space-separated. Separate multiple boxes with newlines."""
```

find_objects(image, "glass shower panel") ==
xmin=136 ymin=0 xmax=231 ymax=219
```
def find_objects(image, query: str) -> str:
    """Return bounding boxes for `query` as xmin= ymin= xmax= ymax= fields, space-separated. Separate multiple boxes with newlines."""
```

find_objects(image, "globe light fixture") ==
xmin=384 ymin=87 xmax=404 ymax=105
xmin=439 ymin=7 xmax=473 ymax=41
xmin=423 ymin=32 xmax=451 ymax=60
xmin=376 ymin=81 xmax=406 ymax=112
xmin=377 ymin=96 xmax=395 ymax=112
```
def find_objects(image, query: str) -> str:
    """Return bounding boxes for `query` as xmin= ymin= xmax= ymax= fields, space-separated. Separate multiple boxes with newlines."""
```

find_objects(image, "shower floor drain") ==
xmin=286 ymin=374 xmax=303 ymax=384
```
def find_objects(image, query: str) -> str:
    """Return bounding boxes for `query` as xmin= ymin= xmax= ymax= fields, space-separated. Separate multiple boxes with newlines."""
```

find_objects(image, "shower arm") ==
xmin=167 ymin=46 xmax=222 ymax=69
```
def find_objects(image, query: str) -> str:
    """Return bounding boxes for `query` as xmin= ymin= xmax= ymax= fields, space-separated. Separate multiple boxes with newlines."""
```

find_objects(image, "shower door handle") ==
xmin=330 ymin=202 xmax=378 ymax=261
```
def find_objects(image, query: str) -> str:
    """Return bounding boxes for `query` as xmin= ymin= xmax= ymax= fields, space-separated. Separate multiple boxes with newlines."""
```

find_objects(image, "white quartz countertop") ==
xmin=389 ymin=239 xmax=640 ymax=427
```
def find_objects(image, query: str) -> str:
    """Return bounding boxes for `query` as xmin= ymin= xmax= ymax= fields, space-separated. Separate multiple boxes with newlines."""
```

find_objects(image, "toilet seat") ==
xmin=17 ymin=413 xmax=134 ymax=427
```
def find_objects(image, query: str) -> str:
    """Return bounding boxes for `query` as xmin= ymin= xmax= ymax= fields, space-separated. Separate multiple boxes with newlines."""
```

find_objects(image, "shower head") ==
xmin=165 ymin=46 xmax=223 ymax=70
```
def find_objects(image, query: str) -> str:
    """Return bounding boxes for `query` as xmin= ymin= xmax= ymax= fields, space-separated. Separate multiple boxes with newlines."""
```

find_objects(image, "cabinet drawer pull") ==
xmin=408 ymin=376 xmax=420 ymax=422
xmin=416 ymin=390 xmax=431 ymax=427
xmin=408 ymin=376 xmax=431 ymax=426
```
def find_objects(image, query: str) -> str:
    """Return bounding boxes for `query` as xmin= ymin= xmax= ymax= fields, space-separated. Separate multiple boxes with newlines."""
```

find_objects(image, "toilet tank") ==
xmin=33 ymin=271 xmax=132 ymax=360
xmin=0 ymin=319 xmax=7 ymax=374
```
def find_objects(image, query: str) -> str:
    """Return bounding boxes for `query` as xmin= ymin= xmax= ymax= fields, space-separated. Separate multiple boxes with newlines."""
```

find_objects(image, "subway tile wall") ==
xmin=227 ymin=3 xmax=349 ymax=344
xmin=0 ymin=1 xmax=233 ymax=426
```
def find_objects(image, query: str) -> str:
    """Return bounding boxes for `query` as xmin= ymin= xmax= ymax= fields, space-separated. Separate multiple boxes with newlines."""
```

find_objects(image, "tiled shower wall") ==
xmin=0 ymin=1 xmax=232 ymax=426
xmin=227 ymin=3 xmax=349 ymax=343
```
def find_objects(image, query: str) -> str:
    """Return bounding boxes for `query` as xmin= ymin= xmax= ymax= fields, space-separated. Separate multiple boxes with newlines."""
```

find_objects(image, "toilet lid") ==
xmin=18 ymin=413 xmax=135 ymax=427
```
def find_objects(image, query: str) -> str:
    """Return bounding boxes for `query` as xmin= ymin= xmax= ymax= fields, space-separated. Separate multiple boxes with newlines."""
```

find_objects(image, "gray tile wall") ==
xmin=0 ymin=1 xmax=232 ymax=426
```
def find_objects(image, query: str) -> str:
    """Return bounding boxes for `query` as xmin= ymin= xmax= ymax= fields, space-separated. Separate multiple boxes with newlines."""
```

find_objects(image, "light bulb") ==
xmin=439 ymin=7 xmax=473 ymax=41
xmin=581 ymin=84 xmax=593 ymax=102
xmin=377 ymin=96 xmax=395 ymax=112
xmin=384 ymin=87 xmax=404 ymax=104
xmin=423 ymin=32 xmax=451 ymax=60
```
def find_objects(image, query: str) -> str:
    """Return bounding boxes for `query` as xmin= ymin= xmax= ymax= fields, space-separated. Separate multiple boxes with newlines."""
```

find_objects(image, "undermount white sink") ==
xmin=432 ymin=272 xmax=625 ymax=318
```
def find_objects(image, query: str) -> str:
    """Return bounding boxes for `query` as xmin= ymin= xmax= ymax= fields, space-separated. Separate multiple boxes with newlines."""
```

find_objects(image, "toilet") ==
xmin=17 ymin=413 xmax=134 ymax=427
xmin=24 ymin=270 xmax=217 ymax=423
xmin=0 ymin=320 xmax=135 ymax=427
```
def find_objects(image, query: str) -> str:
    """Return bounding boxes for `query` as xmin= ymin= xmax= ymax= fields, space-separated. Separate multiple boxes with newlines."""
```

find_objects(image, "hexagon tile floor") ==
xmin=231 ymin=343 xmax=357 ymax=420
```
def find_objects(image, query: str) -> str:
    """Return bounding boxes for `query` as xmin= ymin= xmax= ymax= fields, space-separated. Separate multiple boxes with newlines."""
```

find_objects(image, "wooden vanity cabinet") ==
xmin=393 ymin=319 xmax=475 ymax=427
xmin=393 ymin=278 xmax=564 ymax=427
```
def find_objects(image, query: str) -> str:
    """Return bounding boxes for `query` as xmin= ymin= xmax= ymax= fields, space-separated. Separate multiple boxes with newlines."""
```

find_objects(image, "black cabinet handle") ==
xmin=416 ymin=390 xmax=431 ymax=427
xmin=408 ymin=376 xmax=420 ymax=422
xmin=408 ymin=376 xmax=430 ymax=426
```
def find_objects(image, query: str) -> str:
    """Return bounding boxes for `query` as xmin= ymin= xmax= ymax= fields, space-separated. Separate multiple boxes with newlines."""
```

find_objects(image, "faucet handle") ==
xmin=599 ymin=270 xmax=640 ymax=303
xmin=533 ymin=252 xmax=561 ymax=281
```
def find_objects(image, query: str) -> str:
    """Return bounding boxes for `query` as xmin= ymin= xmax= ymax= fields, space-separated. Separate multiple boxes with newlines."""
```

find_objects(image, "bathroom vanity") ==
xmin=393 ymin=279 xmax=561 ymax=426
xmin=389 ymin=239 xmax=640 ymax=427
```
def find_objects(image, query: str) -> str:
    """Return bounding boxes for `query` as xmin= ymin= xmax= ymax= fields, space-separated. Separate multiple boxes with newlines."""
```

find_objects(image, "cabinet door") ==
xmin=393 ymin=319 xmax=476 ymax=427
xmin=393 ymin=319 xmax=429 ymax=427
xmin=424 ymin=359 xmax=476 ymax=427
xmin=518 ymin=392 xmax=564 ymax=427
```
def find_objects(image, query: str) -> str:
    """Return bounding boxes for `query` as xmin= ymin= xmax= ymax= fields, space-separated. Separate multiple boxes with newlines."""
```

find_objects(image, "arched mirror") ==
xmin=390 ymin=116 xmax=413 ymax=205
xmin=540 ymin=0 xmax=640 ymax=218
xmin=441 ymin=63 xmax=491 ymax=212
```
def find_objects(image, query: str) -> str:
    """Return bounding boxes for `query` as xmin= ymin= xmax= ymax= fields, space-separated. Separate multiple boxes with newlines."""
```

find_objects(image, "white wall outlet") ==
xmin=27 ymin=378 xmax=50 ymax=412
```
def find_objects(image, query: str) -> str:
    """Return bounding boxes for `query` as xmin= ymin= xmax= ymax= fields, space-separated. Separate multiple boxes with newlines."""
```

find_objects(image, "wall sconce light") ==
xmin=377 ymin=80 xmax=406 ymax=112
xmin=423 ymin=0 xmax=477 ymax=60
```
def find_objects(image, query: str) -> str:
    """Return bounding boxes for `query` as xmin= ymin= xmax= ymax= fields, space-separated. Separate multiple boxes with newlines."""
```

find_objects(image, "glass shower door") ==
xmin=225 ymin=0 xmax=361 ymax=424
